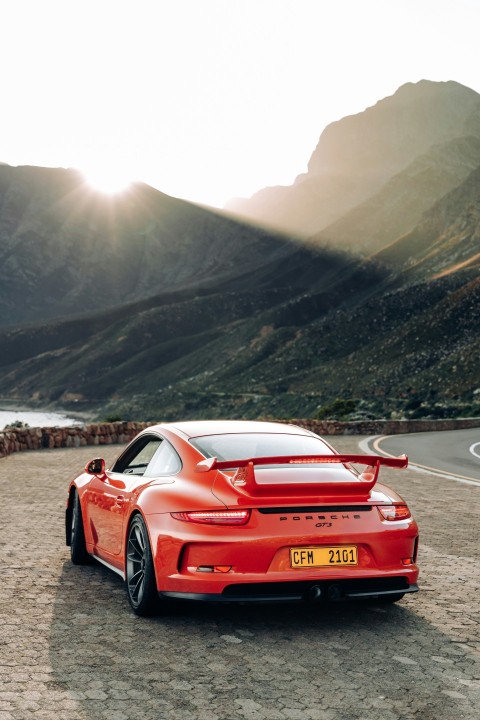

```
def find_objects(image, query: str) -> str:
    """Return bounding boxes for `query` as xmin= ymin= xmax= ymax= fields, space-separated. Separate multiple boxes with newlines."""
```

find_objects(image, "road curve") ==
xmin=362 ymin=428 xmax=480 ymax=485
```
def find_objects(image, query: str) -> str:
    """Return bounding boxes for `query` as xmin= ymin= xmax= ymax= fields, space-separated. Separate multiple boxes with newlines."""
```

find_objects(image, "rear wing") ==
xmin=196 ymin=453 xmax=408 ymax=497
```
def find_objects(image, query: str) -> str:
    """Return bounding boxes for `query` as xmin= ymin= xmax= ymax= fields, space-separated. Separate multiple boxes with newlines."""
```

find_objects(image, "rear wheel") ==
xmin=70 ymin=491 xmax=90 ymax=564
xmin=125 ymin=514 xmax=159 ymax=616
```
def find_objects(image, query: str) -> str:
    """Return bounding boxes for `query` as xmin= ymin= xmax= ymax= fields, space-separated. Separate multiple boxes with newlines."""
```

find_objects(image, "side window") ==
xmin=144 ymin=440 xmax=181 ymax=477
xmin=112 ymin=436 xmax=162 ymax=476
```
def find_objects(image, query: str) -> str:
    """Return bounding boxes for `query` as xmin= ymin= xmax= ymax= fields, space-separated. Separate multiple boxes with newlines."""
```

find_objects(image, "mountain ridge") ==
xmin=227 ymin=80 xmax=480 ymax=243
xmin=0 ymin=164 xmax=293 ymax=325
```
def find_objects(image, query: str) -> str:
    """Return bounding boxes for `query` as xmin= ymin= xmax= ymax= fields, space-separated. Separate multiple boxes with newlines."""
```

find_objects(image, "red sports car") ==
xmin=66 ymin=420 xmax=419 ymax=615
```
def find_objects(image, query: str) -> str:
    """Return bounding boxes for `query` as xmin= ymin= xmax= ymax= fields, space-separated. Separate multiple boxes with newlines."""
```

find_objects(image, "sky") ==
xmin=1 ymin=0 xmax=479 ymax=207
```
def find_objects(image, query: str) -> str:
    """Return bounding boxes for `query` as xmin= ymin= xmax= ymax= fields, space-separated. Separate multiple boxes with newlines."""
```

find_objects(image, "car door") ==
xmin=86 ymin=435 xmax=163 ymax=557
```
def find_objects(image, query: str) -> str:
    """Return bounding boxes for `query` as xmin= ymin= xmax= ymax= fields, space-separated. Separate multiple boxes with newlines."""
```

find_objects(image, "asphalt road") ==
xmin=363 ymin=429 xmax=480 ymax=484
xmin=1 ymin=438 xmax=479 ymax=720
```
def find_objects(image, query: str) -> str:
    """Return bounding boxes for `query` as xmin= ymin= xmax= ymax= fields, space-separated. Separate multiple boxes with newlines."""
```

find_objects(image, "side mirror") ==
xmin=86 ymin=458 xmax=106 ymax=476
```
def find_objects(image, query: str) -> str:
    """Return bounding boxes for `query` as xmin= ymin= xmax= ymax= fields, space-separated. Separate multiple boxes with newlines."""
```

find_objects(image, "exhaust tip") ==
xmin=306 ymin=585 xmax=322 ymax=603
xmin=327 ymin=584 xmax=342 ymax=602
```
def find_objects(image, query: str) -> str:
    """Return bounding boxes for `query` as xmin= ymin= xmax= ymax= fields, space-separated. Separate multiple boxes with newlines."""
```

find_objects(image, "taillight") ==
xmin=171 ymin=510 xmax=251 ymax=525
xmin=377 ymin=505 xmax=411 ymax=521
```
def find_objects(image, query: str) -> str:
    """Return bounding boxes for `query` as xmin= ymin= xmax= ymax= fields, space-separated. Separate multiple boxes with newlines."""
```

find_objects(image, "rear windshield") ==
xmin=190 ymin=432 xmax=336 ymax=467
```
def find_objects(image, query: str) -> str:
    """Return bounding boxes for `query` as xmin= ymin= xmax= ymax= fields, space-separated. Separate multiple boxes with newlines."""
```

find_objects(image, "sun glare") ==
xmin=82 ymin=168 xmax=133 ymax=195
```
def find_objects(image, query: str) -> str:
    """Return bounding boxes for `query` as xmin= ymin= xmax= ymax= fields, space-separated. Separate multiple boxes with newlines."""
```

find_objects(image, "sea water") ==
xmin=0 ymin=410 xmax=82 ymax=430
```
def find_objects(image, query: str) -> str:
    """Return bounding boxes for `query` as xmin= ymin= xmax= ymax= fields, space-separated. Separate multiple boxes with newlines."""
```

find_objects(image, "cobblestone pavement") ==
xmin=1 ymin=437 xmax=479 ymax=720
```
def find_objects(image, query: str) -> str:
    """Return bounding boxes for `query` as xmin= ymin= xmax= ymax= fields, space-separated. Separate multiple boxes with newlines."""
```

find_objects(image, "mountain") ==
xmin=0 ymin=244 xmax=388 ymax=405
xmin=0 ymin=171 xmax=478 ymax=420
xmin=0 ymin=262 xmax=476 ymax=422
xmin=0 ymin=164 xmax=292 ymax=326
xmin=227 ymin=81 xmax=480 ymax=244
xmin=1 ymin=81 xmax=479 ymax=422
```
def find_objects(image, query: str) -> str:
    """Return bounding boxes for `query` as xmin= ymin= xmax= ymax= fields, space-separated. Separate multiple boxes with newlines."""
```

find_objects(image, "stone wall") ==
xmin=0 ymin=422 xmax=149 ymax=459
xmin=290 ymin=417 xmax=480 ymax=436
xmin=1 ymin=417 xmax=479 ymax=460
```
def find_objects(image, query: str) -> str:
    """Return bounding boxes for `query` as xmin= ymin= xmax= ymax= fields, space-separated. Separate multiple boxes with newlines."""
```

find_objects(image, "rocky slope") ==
xmin=0 ymin=244 xmax=387 ymax=405
xmin=375 ymin=164 xmax=480 ymax=280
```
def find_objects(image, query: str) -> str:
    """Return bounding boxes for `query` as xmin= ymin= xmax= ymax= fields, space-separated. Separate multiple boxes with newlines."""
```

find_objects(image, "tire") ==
xmin=70 ymin=490 xmax=91 ymax=565
xmin=125 ymin=514 xmax=159 ymax=616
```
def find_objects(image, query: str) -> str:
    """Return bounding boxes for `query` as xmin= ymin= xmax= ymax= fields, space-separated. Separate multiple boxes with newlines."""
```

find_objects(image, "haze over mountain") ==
xmin=0 ymin=80 xmax=479 ymax=421
xmin=314 ymin=134 xmax=480 ymax=254
xmin=227 ymin=80 xmax=480 ymax=249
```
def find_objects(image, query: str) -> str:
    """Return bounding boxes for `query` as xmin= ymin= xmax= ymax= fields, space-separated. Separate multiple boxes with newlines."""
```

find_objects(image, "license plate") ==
xmin=290 ymin=546 xmax=358 ymax=568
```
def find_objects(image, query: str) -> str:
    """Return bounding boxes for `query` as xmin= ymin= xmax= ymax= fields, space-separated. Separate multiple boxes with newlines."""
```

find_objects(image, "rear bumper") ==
xmin=159 ymin=577 xmax=419 ymax=603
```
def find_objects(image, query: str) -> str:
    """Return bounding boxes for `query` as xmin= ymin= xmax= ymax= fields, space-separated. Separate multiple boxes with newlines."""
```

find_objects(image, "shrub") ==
xmin=4 ymin=420 xmax=30 ymax=430
xmin=317 ymin=398 xmax=356 ymax=420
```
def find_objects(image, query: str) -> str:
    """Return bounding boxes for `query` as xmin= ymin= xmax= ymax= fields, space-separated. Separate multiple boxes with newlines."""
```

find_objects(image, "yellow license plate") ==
xmin=290 ymin=546 xmax=358 ymax=568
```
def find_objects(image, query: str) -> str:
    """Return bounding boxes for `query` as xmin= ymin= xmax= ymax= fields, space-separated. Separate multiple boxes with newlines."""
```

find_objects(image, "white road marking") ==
xmin=358 ymin=436 xmax=379 ymax=455
xmin=469 ymin=441 xmax=480 ymax=460
xmin=358 ymin=435 xmax=480 ymax=487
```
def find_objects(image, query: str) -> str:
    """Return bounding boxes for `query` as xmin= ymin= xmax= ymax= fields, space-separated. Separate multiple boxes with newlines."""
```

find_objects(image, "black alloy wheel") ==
xmin=125 ymin=514 xmax=159 ymax=616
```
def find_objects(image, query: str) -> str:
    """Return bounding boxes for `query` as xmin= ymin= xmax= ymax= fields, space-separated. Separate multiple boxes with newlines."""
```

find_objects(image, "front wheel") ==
xmin=125 ymin=514 xmax=159 ymax=616
xmin=70 ymin=491 xmax=90 ymax=564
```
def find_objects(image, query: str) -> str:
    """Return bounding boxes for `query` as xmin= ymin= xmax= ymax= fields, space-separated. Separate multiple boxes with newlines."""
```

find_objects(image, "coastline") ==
xmin=0 ymin=399 xmax=98 ymax=430
xmin=0 ymin=398 xmax=97 ymax=418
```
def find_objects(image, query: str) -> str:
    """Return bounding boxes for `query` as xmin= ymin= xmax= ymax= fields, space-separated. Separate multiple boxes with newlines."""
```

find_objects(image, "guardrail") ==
xmin=1 ymin=417 xmax=479 ymax=460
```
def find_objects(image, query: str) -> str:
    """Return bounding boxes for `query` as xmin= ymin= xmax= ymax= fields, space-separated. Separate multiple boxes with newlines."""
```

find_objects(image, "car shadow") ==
xmin=48 ymin=558 xmax=479 ymax=720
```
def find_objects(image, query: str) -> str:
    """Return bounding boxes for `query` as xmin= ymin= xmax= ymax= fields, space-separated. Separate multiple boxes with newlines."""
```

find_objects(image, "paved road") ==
xmin=1 ymin=439 xmax=479 ymax=720
xmin=364 ymin=429 xmax=480 ymax=484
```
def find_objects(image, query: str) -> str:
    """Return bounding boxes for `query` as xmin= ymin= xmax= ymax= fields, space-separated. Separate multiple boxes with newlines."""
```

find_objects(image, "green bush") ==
xmin=317 ymin=398 xmax=356 ymax=420
xmin=4 ymin=420 xmax=30 ymax=430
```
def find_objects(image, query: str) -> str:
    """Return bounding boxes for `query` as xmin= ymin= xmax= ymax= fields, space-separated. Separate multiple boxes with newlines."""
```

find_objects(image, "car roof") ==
xmin=151 ymin=420 xmax=315 ymax=440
